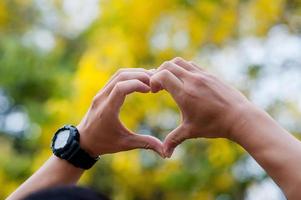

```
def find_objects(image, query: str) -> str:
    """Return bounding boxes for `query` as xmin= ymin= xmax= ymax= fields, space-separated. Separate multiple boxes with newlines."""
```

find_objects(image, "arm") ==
xmin=6 ymin=156 xmax=84 ymax=200
xmin=231 ymin=104 xmax=301 ymax=200
xmin=7 ymin=68 xmax=164 ymax=200
xmin=151 ymin=57 xmax=301 ymax=199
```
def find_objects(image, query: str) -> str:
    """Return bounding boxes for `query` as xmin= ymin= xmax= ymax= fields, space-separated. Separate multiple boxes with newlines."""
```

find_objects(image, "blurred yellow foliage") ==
xmin=207 ymin=139 xmax=235 ymax=168
xmin=0 ymin=1 xmax=8 ymax=27
xmin=0 ymin=0 xmax=292 ymax=199
xmin=32 ymin=0 xmax=286 ymax=199
xmin=242 ymin=0 xmax=285 ymax=35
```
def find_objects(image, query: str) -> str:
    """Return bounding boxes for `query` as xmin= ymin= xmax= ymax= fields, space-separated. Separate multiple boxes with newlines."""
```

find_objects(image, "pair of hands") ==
xmin=77 ymin=57 xmax=250 ymax=158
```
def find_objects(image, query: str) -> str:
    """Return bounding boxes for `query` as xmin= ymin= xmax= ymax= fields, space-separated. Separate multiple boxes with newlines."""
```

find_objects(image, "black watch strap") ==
xmin=67 ymin=141 xmax=99 ymax=169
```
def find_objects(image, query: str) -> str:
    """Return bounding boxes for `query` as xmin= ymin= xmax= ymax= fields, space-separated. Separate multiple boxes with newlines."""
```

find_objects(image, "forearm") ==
xmin=6 ymin=69 xmax=162 ymax=200
xmin=7 ymin=156 xmax=84 ymax=200
xmin=232 ymin=104 xmax=301 ymax=199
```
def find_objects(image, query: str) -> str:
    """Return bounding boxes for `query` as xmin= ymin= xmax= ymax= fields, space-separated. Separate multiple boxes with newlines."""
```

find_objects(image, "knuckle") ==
xmin=161 ymin=61 xmax=171 ymax=69
xmin=134 ymin=80 xmax=143 ymax=88
xmin=138 ymin=73 xmax=150 ymax=81
xmin=157 ymin=70 xmax=169 ymax=81
xmin=191 ymin=74 xmax=204 ymax=85
xmin=115 ymin=82 xmax=122 ymax=88
xmin=131 ymin=79 xmax=140 ymax=84
xmin=91 ymin=96 xmax=100 ymax=108
xmin=91 ymin=93 xmax=106 ymax=109
xmin=116 ymin=68 xmax=126 ymax=75
xmin=160 ymin=69 xmax=170 ymax=76
xmin=117 ymin=72 xmax=128 ymax=80
xmin=151 ymin=70 xmax=169 ymax=86
xmin=116 ymin=71 xmax=149 ymax=82
xmin=114 ymin=82 xmax=124 ymax=94
xmin=172 ymin=57 xmax=184 ymax=63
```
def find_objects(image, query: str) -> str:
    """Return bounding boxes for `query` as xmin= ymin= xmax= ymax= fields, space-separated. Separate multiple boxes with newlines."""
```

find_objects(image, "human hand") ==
xmin=77 ymin=68 xmax=164 ymax=157
xmin=150 ymin=57 xmax=252 ymax=157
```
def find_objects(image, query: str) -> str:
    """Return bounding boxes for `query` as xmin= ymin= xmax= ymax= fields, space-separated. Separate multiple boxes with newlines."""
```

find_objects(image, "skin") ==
xmin=151 ymin=57 xmax=301 ymax=200
xmin=8 ymin=57 xmax=301 ymax=199
xmin=7 ymin=68 xmax=164 ymax=200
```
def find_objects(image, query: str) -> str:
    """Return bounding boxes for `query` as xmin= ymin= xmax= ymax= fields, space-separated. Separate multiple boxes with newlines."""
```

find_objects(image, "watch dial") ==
xmin=54 ymin=130 xmax=70 ymax=149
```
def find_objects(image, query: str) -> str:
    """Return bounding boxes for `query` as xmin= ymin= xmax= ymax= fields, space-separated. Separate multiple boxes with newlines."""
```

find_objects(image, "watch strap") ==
xmin=67 ymin=140 xmax=99 ymax=169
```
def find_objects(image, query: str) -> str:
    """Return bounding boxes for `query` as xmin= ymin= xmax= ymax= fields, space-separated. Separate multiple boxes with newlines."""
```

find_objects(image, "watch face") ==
xmin=54 ymin=129 xmax=70 ymax=149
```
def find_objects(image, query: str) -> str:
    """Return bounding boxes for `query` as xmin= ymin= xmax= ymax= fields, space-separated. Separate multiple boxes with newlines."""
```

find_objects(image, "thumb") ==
xmin=126 ymin=134 xmax=164 ymax=157
xmin=163 ymin=125 xmax=188 ymax=158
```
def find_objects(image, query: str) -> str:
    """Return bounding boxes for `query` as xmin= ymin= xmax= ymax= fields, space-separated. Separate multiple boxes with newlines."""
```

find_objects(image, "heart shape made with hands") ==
xmin=115 ymin=59 xmax=201 ymax=158
xmin=117 ymin=57 xmax=216 ymax=158
xmin=119 ymin=89 xmax=180 ymax=158
xmin=115 ymin=57 xmax=237 ymax=159
xmin=80 ymin=57 xmax=223 ymax=159
xmin=78 ymin=64 xmax=188 ymax=159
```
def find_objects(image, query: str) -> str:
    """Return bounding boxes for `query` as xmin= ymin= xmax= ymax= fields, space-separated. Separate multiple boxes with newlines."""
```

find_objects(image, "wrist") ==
xmin=51 ymin=155 xmax=84 ymax=173
xmin=76 ymin=125 xmax=99 ymax=157
xmin=227 ymin=102 xmax=265 ymax=142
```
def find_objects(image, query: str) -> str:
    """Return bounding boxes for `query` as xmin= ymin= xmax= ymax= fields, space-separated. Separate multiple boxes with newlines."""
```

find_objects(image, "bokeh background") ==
xmin=1 ymin=0 xmax=301 ymax=199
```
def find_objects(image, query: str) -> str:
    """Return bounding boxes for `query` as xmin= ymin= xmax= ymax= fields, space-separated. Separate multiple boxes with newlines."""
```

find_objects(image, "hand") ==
xmin=77 ymin=68 xmax=164 ymax=157
xmin=150 ymin=57 xmax=251 ymax=157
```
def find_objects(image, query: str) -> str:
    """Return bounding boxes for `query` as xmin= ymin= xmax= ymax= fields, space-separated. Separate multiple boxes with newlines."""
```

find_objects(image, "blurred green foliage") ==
xmin=0 ymin=0 xmax=300 ymax=199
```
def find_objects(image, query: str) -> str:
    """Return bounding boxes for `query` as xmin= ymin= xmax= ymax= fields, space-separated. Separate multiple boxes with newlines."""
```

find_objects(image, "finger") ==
xmin=148 ymin=68 xmax=157 ymax=75
xmin=108 ymin=79 xmax=150 ymax=110
xmin=163 ymin=125 xmax=188 ymax=158
xmin=110 ymin=68 xmax=153 ymax=81
xmin=150 ymin=69 xmax=183 ymax=96
xmin=126 ymin=134 xmax=164 ymax=157
xmin=188 ymin=61 xmax=205 ymax=71
xmin=103 ymin=71 xmax=151 ymax=94
xmin=171 ymin=57 xmax=200 ymax=72
xmin=158 ymin=61 xmax=189 ymax=79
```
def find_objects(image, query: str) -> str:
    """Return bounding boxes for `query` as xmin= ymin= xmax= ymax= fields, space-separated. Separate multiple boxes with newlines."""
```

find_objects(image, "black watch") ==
xmin=51 ymin=125 xmax=99 ymax=169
